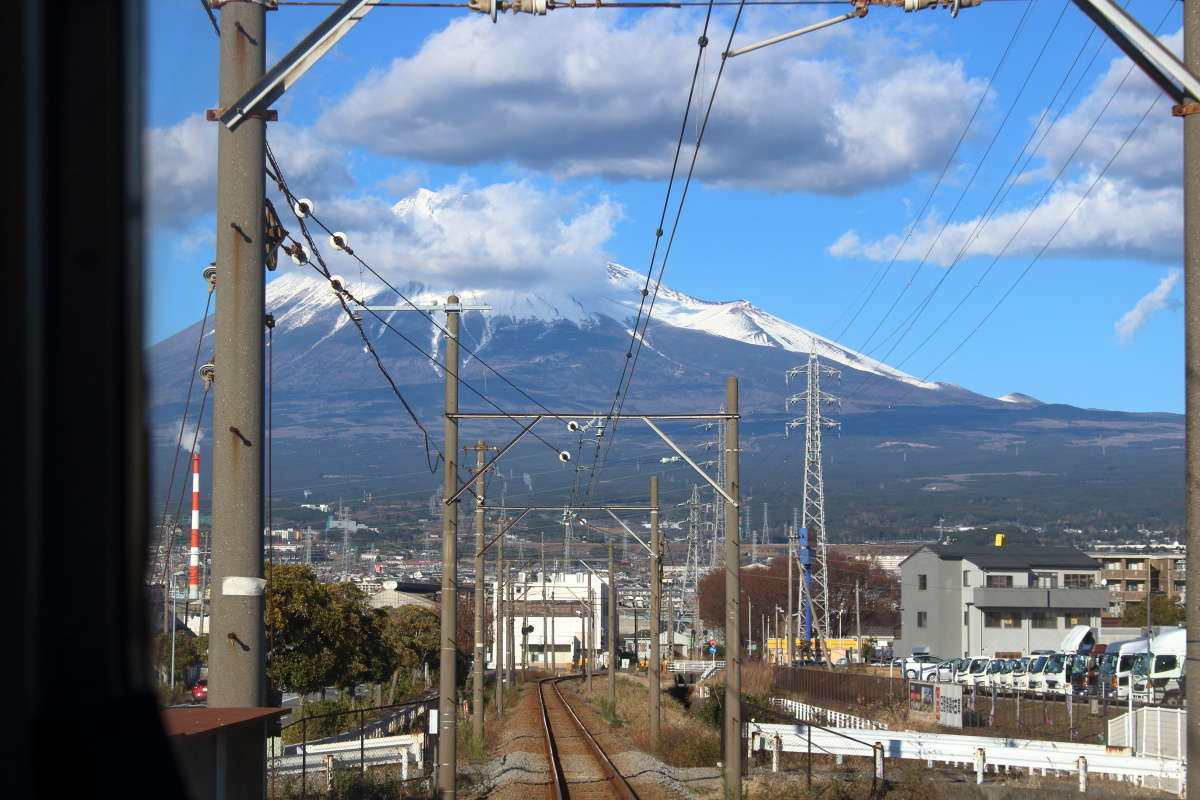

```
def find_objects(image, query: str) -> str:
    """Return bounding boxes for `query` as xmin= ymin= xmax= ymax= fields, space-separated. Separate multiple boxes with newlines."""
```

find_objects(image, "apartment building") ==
xmin=1087 ymin=550 xmax=1187 ymax=614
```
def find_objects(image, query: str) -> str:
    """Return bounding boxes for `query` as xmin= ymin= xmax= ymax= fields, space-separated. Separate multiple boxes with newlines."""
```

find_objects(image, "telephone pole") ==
xmin=438 ymin=296 xmax=461 ymax=799
xmin=494 ymin=522 xmax=504 ymax=714
xmin=1187 ymin=0 xmax=1200 ymax=780
xmin=722 ymin=377 xmax=742 ymax=800
xmin=468 ymin=441 xmax=495 ymax=743
xmin=496 ymin=524 xmax=505 ymax=717
xmin=649 ymin=475 xmax=662 ymax=748
xmin=208 ymin=17 xmax=268 ymax=795
xmin=608 ymin=539 xmax=617 ymax=713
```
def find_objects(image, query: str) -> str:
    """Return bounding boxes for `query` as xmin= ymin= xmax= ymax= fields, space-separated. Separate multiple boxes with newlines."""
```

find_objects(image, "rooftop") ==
xmin=913 ymin=542 xmax=1099 ymax=570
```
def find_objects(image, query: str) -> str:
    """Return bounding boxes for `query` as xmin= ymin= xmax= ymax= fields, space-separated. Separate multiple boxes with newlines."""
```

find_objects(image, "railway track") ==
xmin=537 ymin=676 xmax=639 ymax=800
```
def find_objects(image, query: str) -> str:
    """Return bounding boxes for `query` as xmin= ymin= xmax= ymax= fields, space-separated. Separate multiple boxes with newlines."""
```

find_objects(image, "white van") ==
xmin=1132 ymin=627 xmax=1185 ymax=706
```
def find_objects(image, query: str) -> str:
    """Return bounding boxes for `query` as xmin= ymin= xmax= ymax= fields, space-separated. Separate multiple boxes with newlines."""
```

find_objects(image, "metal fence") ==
xmin=268 ymin=698 xmax=435 ymax=799
xmin=772 ymin=666 xmax=903 ymax=708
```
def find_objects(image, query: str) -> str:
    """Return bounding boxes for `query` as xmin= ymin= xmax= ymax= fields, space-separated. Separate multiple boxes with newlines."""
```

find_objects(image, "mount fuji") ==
xmin=147 ymin=263 xmax=1183 ymax=539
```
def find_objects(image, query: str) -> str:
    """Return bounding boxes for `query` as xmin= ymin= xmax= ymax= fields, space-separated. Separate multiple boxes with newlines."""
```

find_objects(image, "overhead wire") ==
xmin=845 ymin=0 xmax=1038 ymax=356
xmin=580 ymin=0 xmax=717 ymax=504
xmin=263 ymin=147 xmax=576 ymax=434
xmin=265 ymin=144 xmax=571 ymax=468
xmin=586 ymin=0 xmax=746 ymax=503
xmin=154 ymin=286 xmax=213 ymax=580
xmin=862 ymin=0 xmax=1067 ymax=364
xmin=866 ymin=3 xmax=1176 ymax=409
xmin=837 ymin=0 xmax=1148 ymax=408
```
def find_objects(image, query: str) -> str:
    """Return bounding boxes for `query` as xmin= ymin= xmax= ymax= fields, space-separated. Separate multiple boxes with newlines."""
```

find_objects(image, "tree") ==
xmin=383 ymin=605 xmax=440 ymax=672
xmin=154 ymin=632 xmax=208 ymax=683
xmin=1120 ymin=594 xmax=1185 ymax=627
xmin=697 ymin=552 xmax=898 ymax=637
xmin=265 ymin=564 xmax=395 ymax=699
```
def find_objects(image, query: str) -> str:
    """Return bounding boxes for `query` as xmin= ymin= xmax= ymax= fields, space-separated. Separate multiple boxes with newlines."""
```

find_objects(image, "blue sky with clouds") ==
xmin=147 ymin=0 xmax=1185 ymax=413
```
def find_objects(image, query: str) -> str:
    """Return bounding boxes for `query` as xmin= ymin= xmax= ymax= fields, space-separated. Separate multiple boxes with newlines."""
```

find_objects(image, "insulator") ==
xmin=293 ymin=198 xmax=315 ymax=218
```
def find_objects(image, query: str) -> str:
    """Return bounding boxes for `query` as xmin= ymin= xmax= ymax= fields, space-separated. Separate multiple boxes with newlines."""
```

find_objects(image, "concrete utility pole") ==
xmin=649 ymin=475 xmax=662 ymax=748
xmin=586 ymin=570 xmax=594 ymax=695
xmin=723 ymin=377 xmax=742 ymax=800
xmin=496 ymin=525 xmax=505 ymax=717
xmin=855 ymin=580 xmax=862 ymax=663
xmin=507 ymin=567 xmax=516 ymax=687
xmin=608 ymin=540 xmax=617 ymax=713
xmin=541 ymin=534 xmax=549 ymax=672
xmin=470 ymin=442 xmax=488 ymax=743
xmin=1186 ymin=0 xmax=1200 ymax=784
xmin=438 ymin=296 xmax=461 ymax=799
xmin=209 ymin=0 xmax=268 ymax=769
xmin=786 ymin=523 xmax=794 ymax=667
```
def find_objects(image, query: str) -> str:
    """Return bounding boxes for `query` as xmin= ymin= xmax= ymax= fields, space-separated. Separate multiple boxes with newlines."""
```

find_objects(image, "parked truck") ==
xmin=1132 ymin=627 xmax=1185 ymax=706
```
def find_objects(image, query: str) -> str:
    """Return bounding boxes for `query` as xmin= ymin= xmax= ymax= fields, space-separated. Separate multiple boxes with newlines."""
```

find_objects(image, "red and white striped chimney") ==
xmin=189 ymin=453 xmax=200 ymax=601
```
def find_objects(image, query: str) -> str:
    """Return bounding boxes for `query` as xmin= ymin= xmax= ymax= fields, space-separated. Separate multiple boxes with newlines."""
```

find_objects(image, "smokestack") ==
xmin=189 ymin=453 xmax=200 ymax=601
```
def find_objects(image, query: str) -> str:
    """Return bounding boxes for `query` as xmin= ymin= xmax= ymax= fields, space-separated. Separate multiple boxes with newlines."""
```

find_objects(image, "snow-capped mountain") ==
xmin=253 ymin=262 xmax=945 ymax=396
xmin=146 ymin=262 xmax=1184 ymax=536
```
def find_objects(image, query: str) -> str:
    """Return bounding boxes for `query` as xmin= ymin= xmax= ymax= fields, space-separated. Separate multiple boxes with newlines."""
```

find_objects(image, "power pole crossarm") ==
xmin=1069 ymin=0 xmax=1200 ymax=107
xmin=218 ymin=0 xmax=377 ymax=130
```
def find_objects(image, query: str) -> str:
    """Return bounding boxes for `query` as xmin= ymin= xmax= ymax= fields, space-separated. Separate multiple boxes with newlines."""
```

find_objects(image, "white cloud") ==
xmin=292 ymin=179 xmax=622 ymax=291
xmin=1115 ymin=268 xmax=1181 ymax=344
xmin=145 ymin=115 xmax=355 ymax=229
xmin=318 ymin=12 xmax=985 ymax=194
xmin=830 ymin=32 xmax=1184 ymax=266
xmin=1026 ymin=31 xmax=1182 ymax=191
xmin=830 ymin=174 xmax=1181 ymax=265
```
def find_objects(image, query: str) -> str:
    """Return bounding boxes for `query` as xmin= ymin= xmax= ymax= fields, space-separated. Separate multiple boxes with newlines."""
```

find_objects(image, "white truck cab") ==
xmin=1132 ymin=627 xmax=1185 ymax=706
xmin=1098 ymin=638 xmax=1148 ymax=699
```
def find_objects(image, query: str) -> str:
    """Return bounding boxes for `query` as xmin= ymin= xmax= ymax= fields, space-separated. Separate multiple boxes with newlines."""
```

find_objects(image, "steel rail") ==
xmin=538 ymin=676 xmax=639 ymax=800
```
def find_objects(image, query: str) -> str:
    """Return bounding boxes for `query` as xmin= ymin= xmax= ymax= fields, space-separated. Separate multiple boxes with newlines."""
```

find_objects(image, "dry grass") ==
xmin=573 ymin=674 xmax=721 ymax=768
xmin=740 ymin=662 xmax=775 ymax=696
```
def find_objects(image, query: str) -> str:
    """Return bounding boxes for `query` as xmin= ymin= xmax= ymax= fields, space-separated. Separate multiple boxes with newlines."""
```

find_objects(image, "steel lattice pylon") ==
xmin=786 ymin=349 xmax=840 ymax=657
xmin=682 ymin=483 xmax=704 ymax=656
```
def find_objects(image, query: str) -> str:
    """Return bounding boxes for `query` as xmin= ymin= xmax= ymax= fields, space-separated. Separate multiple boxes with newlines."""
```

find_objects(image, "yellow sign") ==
xmin=765 ymin=638 xmax=859 ymax=649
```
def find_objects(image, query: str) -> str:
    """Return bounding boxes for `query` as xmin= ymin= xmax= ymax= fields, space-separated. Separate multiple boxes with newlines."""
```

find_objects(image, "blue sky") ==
xmin=147 ymin=0 xmax=1185 ymax=413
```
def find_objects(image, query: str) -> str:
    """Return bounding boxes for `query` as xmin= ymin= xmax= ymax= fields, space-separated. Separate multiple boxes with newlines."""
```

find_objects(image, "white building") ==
xmin=490 ymin=571 xmax=609 ymax=670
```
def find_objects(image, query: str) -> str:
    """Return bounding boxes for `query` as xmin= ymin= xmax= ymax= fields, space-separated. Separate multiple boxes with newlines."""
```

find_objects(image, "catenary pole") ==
xmin=471 ymin=442 xmax=486 ymax=743
xmin=723 ymin=377 xmax=742 ymax=800
xmin=1187 ymin=0 xmax=1200 ymax=784
xmin=507 ymin=563 xmax=516 ymax=688
xmin=208 ymin=0 xmax=268 ymax=775
xmin=609 ymin=539 xmax=617 ymax=713
xmin=649 ymin=475 xmax=662 ymax=747
xmin=496 ymin=524 xmax=505 ymax=717
xmin=586 ymin=570 xmax=594 ymax=694
xmin=786 ymin=523 xmax=794 ymax=667
xmin=437 ymin=296 xmax=461 ymax=799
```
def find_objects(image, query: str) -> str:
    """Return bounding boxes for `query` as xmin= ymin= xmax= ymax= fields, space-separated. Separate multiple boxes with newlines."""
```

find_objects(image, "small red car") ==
xmin=190 ymin=678 xmax=208 ymax=703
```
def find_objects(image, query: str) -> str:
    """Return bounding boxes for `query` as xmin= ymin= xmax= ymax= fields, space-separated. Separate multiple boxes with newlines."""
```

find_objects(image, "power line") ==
xmin=865 ymin=0 xmax=1070 ymax=365
xmin=865 ymin=13 xmax=1174 ymax=411
xmin=587 ymin=0 xmax=746 ymax=502
xmin=154 ymin=285 xmax=213 ymax=576
xmin=262 ymin=148 xmax=574 ymax=434
xmin=846 ymin=0 xmax=1038 ymax=356
xmin=266 ymin=146 xmax=571 ymax=467
xmin=581 ymin=0 xmax=717 ymax=504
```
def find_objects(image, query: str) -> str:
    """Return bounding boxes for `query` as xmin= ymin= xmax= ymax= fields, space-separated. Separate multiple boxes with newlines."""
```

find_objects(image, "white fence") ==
xmin=768 ymin=697 xmax=886 ymax=731
xmin=270 ymin=733 xmax=425 ymax=778
xmin=746 ymin=721 xmax=1185 ymax=794
xmin=1108 ymin=707 xmax=1185 ymax=795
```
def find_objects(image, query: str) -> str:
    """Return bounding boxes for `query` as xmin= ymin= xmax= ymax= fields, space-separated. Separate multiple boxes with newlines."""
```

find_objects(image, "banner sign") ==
xmin=907 ymin=681 xmax=962 ymax=729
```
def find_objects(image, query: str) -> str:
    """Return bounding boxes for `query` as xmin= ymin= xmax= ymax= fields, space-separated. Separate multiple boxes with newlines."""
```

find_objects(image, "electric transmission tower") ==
xmin=786 ymin=349 xmax=840 ymax=657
